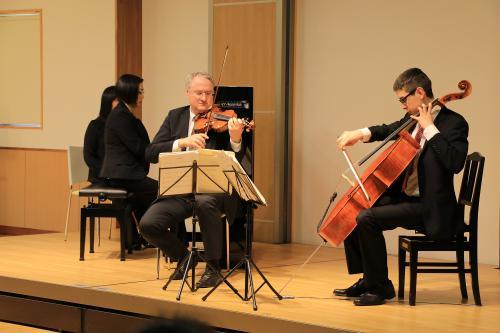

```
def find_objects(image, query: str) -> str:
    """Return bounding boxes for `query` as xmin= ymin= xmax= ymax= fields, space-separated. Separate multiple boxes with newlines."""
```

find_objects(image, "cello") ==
xmin=318 ymin=80 xmax=472 ymax=246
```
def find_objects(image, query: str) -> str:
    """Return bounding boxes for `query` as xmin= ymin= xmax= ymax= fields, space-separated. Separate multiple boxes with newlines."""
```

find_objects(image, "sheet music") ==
xmin=222 ymin=151 xmax=267 ymax=206
xmin=158 ymin=149 xmax=231 ymax=196
xmin=158 ymin=149 xmax=266 ymax=205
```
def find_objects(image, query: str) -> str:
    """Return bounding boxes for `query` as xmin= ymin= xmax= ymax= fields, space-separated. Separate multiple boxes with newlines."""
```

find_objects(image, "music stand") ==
xmin=202 ymin=154 xmax=283 ymax=310
xmin=158 ymin=149 xmax=240 ymax=301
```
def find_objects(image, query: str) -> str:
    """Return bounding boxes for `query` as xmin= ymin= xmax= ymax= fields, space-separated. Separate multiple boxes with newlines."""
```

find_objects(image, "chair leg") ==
xmin=97 ymin=217 xmax=101 ymax=247
xmin=131 ymin=211 xmax=140 ymax=233
xmin=117 ymin=206 xmax=131 ymax=261
xmin=64 ymin=187 xmax=72 ymax=241
xmin=409 ymin=248 xmax=418 ymax=306
xmin=456 ymin=248 xmax=468 ymax=300
xmin=80 ymin=210 xmax=86 ymax=261
xmin=226 ymin=219 xmax=230 ymax=271
xmin=89 ymin=217 xmax=95 ymax=253
xmin=117 ymin=214 xmax=126 ymax=261
xmin=157 ymin=248 xmax=160 ymax=279
xmin=470 ymin=247 xmax=482 ymax=305
xmin=398 ymin=239 xmax=406 ymax=300
xmin=126 ymin=207 xmax=133 ymax=254
xmin=108 ymin=218 xmax=113 ymax=239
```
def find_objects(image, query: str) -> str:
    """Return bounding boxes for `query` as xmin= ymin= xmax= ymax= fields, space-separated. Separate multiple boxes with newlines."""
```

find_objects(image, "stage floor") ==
xmin=0 ymin=231 xmax=499 ymax=333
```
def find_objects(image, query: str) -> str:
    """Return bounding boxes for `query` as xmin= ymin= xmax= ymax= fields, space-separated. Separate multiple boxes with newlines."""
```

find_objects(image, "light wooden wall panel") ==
xmin=212 ymin=2 xmax=276 ymax=110
xmin=0 ymin=148 xmax=79 ymax=233
xmin=213 ymin=1 xmax=277 ymax=242
xmin=24 ymin=150 xmax=69 ymax=231
xmin=253 ymin=112 xmax=275 ymax=222
xmin=116 ymin=0 xmax=142 ymax=119
xmin=0 ymin=149 xmax=26 ymax=227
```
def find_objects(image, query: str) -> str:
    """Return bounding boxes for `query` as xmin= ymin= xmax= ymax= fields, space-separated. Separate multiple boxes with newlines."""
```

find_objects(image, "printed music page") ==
xmin=158 ymin=149 xmax=231 ymax=196
xmin=222 ymin=151 xmax=267 ymax=205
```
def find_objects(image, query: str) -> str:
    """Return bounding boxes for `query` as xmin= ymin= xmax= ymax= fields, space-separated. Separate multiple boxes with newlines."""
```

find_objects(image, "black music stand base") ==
xmin=202 ymin=204 xmax=282 ymax=311
xmin=162 ymin=202 xmax=240 ymax=301
xmin=162 ymin=244 xmax=204 ymax=300
xmin=159 ymin=159 xmax=242 ymax=301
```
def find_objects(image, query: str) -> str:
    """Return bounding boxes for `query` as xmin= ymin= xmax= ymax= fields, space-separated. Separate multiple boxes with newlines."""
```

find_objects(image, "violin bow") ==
xmin=204 ymin=45 xmax=230 ymax=135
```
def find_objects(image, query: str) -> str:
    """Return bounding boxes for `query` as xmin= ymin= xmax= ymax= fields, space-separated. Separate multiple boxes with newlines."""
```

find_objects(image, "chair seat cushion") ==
xmin=400 ymin=235 xmax=469 ymax=251
xmin=79 ymin=184 xmax=129 ymax=199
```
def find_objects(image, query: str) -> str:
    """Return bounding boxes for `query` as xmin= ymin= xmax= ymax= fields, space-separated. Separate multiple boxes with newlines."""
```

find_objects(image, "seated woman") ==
xmin=83 ymin=86 xmax=117 ymax=184
xmin=100 ymin=74 xmax=158 ymax=249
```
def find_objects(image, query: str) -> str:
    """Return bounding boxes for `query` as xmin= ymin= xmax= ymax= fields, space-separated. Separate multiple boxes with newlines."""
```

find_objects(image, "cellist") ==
xmin=334 ymin=68 xmax=469 ymax=306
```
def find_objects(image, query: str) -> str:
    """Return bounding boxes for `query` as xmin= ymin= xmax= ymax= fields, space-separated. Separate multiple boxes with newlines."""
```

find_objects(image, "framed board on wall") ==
xmin=0 ymin=9 xmax=43 ymax=128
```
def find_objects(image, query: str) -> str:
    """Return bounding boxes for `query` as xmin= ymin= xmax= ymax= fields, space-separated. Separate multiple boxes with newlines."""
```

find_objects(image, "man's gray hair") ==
xmin=185 ymin=72 xmax=215 ymax=89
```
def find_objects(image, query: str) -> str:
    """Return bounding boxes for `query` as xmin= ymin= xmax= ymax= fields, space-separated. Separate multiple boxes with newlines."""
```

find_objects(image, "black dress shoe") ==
xmin=333 ymin=278 xmax=367 ymax=297
xmin=170 ymin=257 xmax=197 ymax=280
xmin=354 ymin=292 xmax=386 ymax=306
xmin=353 ymin=280 xmax=396 ymax=306
xmin=196 ymin=266 xmax=222 ymax=288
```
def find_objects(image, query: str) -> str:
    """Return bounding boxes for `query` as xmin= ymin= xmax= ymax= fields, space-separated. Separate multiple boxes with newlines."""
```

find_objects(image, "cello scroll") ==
xmin=437 ymin=80 xmax=471 ymax=106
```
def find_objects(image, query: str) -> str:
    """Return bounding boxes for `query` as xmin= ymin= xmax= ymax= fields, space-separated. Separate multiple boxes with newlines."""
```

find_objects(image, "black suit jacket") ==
xmin=368 ymin=106 xmax=469 ymax=240
xmin=83 ymin=116 xmax=106 ymax=183
xmin=100 ymin=102 xmax=150 ymax=180
xmin=145 ymin=106 xmax=246 ymax=222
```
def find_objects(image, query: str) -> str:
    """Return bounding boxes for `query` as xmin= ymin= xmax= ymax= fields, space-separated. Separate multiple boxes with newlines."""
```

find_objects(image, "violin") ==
xmin=193 ymin=45 xmax=255 ymax=135
xmin=193 ymin=105 xmax=255 ymax=134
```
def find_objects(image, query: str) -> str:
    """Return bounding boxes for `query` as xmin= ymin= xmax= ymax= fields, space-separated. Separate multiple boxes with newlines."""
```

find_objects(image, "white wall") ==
xmin=0 ymin=0 xmax=116 ymax=149
xmin=142 ymin=0 xmax=211 ymax=179
xmin=293 ymin=0 xmax=500 ymax=264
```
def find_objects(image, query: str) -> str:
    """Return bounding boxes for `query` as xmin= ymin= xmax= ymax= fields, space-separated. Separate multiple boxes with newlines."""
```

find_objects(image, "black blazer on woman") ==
xmin=83 ymin=116 xmax=106 ymax=183
xmin=100 ymin=102 xmax=150 ymax=180
xmin=368 ymin=106 xmax=469 ymax=240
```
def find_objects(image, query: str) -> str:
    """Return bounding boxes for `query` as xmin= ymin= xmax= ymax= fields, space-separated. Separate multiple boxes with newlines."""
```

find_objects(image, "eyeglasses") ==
xmin=398 ymin=88 xmax=417 ymax=104
xmin=192 ymin=90 xmax=214 ymax=98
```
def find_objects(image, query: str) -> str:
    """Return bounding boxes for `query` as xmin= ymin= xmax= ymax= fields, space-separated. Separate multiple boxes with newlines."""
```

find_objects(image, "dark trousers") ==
xmin=343 ymin=194 xmax=424 ymax=287
xmin=139 ymin=194 xmax=225 ymax=262
xmin=106 ymin=177 xmax=158 ymax=243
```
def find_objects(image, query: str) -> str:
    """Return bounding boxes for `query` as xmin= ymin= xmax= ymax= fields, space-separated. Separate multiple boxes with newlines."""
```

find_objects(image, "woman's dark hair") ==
xmin=116 ymin=74 xmax=143 ymax=107
xmin=99 ymin=85 xmax=116 ymax=118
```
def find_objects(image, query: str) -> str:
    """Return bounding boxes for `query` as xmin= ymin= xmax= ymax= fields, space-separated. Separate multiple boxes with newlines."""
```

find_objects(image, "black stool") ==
xmin=79 ymin=184 xmax=133 ymax=261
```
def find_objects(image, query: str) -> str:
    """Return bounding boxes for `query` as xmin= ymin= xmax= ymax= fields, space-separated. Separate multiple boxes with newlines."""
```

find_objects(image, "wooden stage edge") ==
xmin=0 ymin=232 xmax=499 ymax=333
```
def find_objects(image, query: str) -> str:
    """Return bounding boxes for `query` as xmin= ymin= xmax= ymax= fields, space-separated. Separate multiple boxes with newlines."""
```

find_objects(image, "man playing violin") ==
xmin=140 ymin=72 xmax=246 ymax=288
xmin=334 ymin=68 xmax=469 ymax=305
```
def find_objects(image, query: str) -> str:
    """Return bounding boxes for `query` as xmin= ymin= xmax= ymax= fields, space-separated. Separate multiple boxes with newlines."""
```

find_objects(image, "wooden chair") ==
xmin=65 ymin=146 xmax=135 ymax=261
xmin=65 ymin=146 xmax=113 ymax=244
xmin=64 ymin=146 xmax=89 ymax=241
xmin=398 ymin=152 xmax=485 ymax=306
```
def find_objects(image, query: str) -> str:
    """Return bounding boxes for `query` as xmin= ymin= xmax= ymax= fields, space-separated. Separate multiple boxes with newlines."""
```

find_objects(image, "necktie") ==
xmin=414 ymin=125 xmax=424 ymax=147
xmin=189 ymin=115 xmax=196 ymax=136
xmin=185 ymin=116 xmax=196 ymax=151
xmin=402 ymin=125 xmax=424 ymax=194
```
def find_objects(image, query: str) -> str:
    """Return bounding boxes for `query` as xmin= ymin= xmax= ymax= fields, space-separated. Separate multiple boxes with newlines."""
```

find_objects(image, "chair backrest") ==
xmin=67 ymin=146 xmax=88 ymax=187
xmin=457 ymin=152 xmax=485 ymax=241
